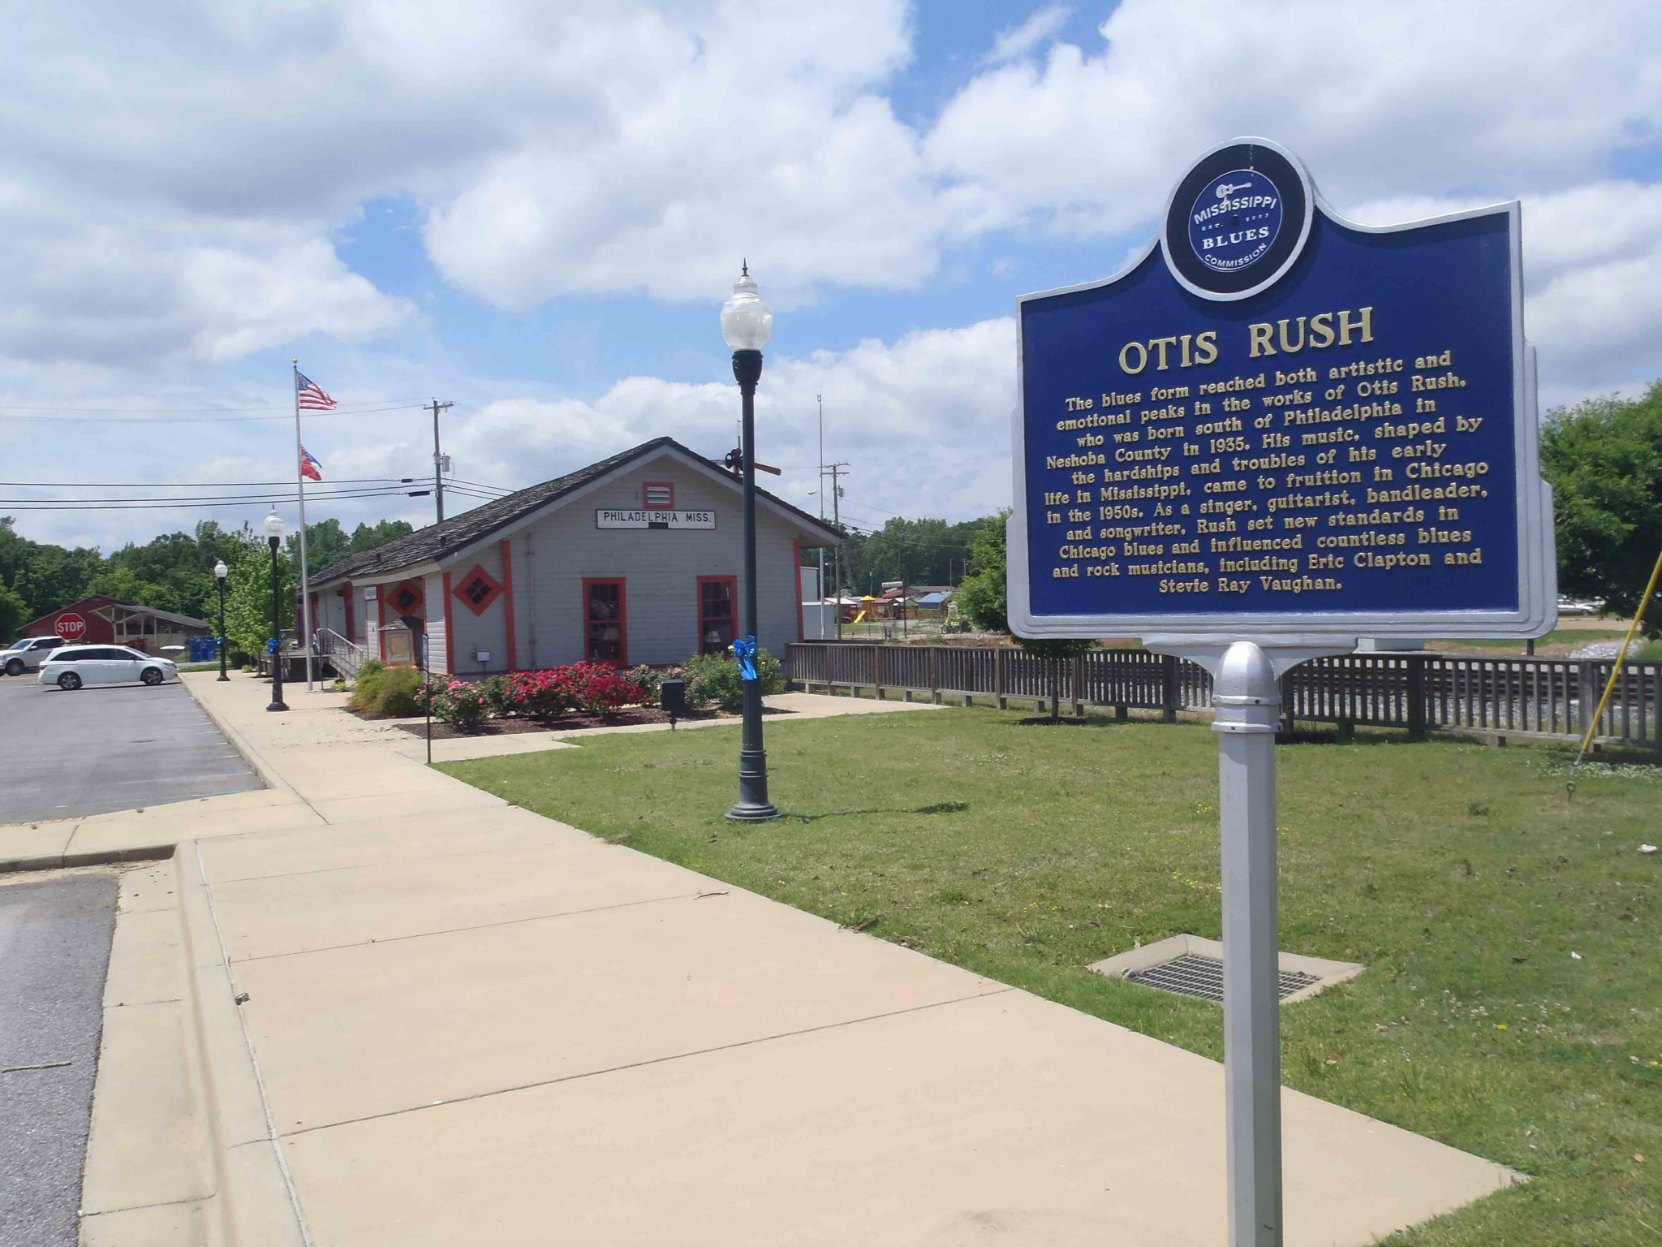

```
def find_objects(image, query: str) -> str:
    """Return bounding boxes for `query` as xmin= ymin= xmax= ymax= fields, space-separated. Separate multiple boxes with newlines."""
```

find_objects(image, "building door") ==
xmin=583 ymin=579 xmax=627 ymax=665
xmin=698 ymin=576 xmax=737 ymax=655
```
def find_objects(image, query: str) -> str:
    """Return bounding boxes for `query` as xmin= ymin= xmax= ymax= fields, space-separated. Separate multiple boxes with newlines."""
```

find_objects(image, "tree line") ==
xmin=0 ymin=516 xmax=412 ymax=648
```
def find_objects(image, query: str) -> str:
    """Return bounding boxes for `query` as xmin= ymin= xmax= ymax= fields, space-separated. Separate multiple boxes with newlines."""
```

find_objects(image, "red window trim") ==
xmin=582 ymin=577 xmax=628 ymax=666
xmin=642 ymin=480 xmax=675 ymax=510
xmin=452 ymin=563 xmax=505 ymax=616
xmin=696 ymin=574 xmax=738 ymax=655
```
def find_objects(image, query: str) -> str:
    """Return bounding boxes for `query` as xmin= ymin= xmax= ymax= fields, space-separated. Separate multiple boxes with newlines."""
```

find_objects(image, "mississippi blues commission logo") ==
xmin=1187 ymin=170 xmax=1283 ymax=273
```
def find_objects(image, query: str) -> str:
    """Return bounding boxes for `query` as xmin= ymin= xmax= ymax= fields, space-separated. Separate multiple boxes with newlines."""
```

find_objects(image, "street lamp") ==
xmin=722 ymin=262 xmax=780 ymax=822
xmin=264 ymin=510 xmax=288 ymax=712
xmin=213 ymin=560 xmax=229 ymax=682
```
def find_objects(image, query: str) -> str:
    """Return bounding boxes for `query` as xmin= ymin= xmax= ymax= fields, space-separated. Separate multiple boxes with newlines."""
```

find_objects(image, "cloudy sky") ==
xmin=3 ymin=0 xmax=1659 ymax=551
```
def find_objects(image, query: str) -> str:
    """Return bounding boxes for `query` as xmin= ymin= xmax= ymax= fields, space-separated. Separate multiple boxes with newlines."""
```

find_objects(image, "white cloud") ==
xmin=927 ymin=0 xmax=1662 ymax=237
xmin=984 ymin=6 xmax=1071 ymax=66
xmin=448 ymin=318 xmax=1019 ymax=525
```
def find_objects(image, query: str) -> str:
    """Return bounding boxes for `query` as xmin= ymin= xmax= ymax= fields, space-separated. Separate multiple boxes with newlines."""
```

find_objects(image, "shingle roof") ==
xmin=313 ymin=436 xmax=839 ymax=586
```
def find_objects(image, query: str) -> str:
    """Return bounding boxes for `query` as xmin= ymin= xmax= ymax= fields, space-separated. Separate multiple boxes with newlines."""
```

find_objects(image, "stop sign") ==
xmin=55 ymin=613 xmax=88 ymax=642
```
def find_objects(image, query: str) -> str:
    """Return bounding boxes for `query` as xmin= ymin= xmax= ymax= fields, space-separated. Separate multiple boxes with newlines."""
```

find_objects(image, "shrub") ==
xmin=477 ymin=675 xmax=518 ymax=719
xmin=682 ymin=648 xmax=783 ymax=712
xmin=431 ymin=680 xmax=491 ymax=732
xmin=512 ymin=666 xmax=580 ymax=720
xmin=625 ymin=664 xmax=662 ymax=704
xmin=350 ymin=663 xmax=426 ymax=717
xmin=569 ymin=661 xmax=645 ymax=715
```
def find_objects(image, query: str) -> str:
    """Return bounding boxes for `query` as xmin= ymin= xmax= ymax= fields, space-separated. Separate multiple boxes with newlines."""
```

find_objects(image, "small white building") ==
xmin=309 ymin=437 xmax=841 ymax=676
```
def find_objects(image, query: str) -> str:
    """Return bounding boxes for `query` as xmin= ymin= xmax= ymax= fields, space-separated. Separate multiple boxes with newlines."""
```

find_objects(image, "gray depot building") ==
xmin=309 ymin=437 xmax=840 ymax=676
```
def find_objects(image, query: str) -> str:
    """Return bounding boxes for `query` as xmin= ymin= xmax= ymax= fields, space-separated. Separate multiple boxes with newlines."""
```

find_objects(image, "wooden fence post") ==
xmin=1072 ymin=654 xmax=1085 ymax=717
xmin=1406 ymin=655 xmax=1427 ymax=741
xmin=929 ymin=647 xmax=940 ymax=705
xmin=994 ymin=648 xmax=1007 ymax=710
xmin=1577 ymin=660 xmax=1599 ymax=743
xmin=1161 ymin=654 xmax=1179 ymax=723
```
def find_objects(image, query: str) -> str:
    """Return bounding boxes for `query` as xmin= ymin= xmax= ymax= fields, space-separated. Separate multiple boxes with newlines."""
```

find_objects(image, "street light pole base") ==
xmin=725 ymin=799 xmax=780 ymax=822
xmin=267 ymin=701 xmax=289 ymax=712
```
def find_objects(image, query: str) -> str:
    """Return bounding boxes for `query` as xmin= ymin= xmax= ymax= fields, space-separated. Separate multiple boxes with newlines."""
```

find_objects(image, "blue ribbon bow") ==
xmin=733 ymin=635 xmax=758 ymax=681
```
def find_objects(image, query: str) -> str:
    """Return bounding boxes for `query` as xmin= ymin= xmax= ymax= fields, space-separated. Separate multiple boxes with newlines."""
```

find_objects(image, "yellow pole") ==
xmin=1577 ymin=547 xmax=1662 ymax=760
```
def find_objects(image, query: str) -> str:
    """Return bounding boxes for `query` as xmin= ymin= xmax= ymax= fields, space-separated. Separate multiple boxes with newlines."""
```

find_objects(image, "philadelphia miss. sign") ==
xmin=1008 ymin=137 xmax=1556 ymax=640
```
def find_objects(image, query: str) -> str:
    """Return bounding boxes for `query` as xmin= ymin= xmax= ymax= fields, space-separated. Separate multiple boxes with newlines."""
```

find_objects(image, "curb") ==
xmin=0 ymin=842 xmax=175 ymax=874
xmin=178 ymin=842 xmax=310 ymax=1247
xmin=179 ymin=677 xmax=299 ymax=803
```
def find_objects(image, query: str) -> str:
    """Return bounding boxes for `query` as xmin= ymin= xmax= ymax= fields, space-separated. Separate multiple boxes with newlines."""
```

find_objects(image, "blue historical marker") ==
xmin=1009 ymin=140 xmax=1555 ymax=1247
xmin=1010 ymin=137 xmax=1554 ymax=639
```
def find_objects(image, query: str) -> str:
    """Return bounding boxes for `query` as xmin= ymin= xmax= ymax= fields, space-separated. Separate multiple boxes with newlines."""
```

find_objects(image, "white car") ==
xmin=2 ymin=635 xmax=68 ymax=676
xmin=39 ymin=645 xmax=178 ymax=690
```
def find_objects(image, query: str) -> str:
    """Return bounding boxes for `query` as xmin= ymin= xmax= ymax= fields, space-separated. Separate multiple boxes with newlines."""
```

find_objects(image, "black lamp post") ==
xmin=214 ymin=559 xmax=229 ymax=681
xmin=264 ymin=509 xmax=288 ymax=712
xmin=722 ymin=262 xmax=780 ymax=822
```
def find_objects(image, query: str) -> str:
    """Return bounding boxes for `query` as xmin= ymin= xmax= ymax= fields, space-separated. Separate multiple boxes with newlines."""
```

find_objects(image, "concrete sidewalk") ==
xmin=60 ymin=674 xmax=1513 ymax=1245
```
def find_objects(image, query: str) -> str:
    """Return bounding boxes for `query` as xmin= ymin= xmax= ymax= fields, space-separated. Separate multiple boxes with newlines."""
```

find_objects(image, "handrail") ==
xmin=316 ymin=628 xmax=369 ymax=681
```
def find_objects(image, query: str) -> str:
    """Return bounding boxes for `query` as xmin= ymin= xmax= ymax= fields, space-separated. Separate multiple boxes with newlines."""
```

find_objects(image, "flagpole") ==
xmin=292 ymin=359 xmax=315 ymax=692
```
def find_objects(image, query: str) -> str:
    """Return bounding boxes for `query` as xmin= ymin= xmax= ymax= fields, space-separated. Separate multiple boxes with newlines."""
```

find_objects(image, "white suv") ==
xmin=1 ymin=635 xmax=67 ymax=676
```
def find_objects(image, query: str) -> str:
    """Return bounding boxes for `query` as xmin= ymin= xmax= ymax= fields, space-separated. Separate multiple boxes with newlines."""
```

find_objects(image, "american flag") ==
xmin=296 ymin=372 xmax=337 ymax=411
xmin=300 ymin=447 xmax=323 ymax=482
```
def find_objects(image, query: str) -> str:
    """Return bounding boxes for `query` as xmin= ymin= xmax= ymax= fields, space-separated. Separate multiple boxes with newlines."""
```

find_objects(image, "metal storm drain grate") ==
xmin=1087 ymin=935 xmax=1365 ymax=1005
xmin=1125 ymin=952 xmax=1319 ymax=1004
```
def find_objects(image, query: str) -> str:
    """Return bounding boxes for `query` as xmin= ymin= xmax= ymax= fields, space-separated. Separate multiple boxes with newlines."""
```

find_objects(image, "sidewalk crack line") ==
xmin=284 ymin=987 xmax=1013 ymax=1138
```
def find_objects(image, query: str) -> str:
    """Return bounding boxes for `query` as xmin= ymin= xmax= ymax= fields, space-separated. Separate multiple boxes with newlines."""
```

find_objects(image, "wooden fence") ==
xmin=784 ymin=643 xmax=1662 ymax=751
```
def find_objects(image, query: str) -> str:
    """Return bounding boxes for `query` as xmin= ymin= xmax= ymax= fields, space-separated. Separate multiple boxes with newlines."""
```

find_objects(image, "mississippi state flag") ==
xmin=300 ymin=447 xmax=323 ymax=482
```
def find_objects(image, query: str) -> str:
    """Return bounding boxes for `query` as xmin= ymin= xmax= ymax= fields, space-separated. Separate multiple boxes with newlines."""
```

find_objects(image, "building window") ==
xmin=452 ymin=565 xmax=504 ymax=616
xmin=643 ymin=481 xmax=675 ymax=509
xmin=698 ymin=576 xmax=737 ymax=655
xmin=583 ymin=579 xmax=627 ymax=665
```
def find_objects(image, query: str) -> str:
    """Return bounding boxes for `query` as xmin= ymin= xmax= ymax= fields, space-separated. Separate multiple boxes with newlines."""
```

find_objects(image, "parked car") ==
xmin=1 ymin=635 xmax=67 ymax=676
xmin=39 ymin=645 xmax=178 ymax=690
xmin=1556 ymin=596 xmax=1604 ymax=616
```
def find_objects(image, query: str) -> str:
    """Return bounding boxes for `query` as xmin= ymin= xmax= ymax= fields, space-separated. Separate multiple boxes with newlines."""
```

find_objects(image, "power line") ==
xmin=0 ymin=402 xmax=426 ymax=425
xmin=0 ymin=477 xmax=416 ymax=489
xmin=0 ymin=487 xmax=435 ymax=511
xmin=0 ymin=398 xmax=429 ymax=413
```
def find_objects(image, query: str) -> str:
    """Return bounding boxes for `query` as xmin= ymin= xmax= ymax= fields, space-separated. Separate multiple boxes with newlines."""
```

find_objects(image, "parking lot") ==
xmin=0 ymin=678 xmax=261 ymax=823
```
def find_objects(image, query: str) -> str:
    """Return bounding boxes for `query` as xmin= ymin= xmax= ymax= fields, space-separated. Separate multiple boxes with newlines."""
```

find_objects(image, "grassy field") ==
xmin=442 ymin=709 xmax=1661 ymax=1245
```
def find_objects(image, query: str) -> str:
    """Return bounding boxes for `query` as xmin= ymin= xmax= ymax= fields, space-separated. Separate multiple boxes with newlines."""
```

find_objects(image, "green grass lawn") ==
xmin=442 ymin=709 xmax=1661 ymax=1245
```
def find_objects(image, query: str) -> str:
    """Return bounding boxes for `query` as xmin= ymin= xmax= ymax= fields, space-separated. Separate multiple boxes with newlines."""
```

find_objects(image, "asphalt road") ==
xmin=0 ymin=678 xmax=261 ymax=823
xmin=0 ymin=871 xmax=118 ymax=1247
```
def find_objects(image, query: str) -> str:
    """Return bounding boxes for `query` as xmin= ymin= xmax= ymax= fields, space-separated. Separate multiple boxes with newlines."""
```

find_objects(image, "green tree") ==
xmin=951 ymin=510 xmax=1094 ymax=719
xmin=223 ymin=539 xmax=296 ymax=661
xmin=955 ymin=512 xmax=1011 ymax=632
xmin=349 ymin=519 xmax=414 ymax=553
xmin=1541 ymin=381 xmax=1662 ymax=632
xmin=849 ymin=515 xmax=988 ymax=590
xmin=0 ymin=581 xmax=25 ymax=640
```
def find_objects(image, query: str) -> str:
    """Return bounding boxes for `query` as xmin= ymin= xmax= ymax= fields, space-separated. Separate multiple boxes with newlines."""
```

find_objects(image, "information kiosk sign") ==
xmin=1010 ymin=137 xmax=1554 ymax=640
xmin=1010 ymin=140 xmax=1553 ymax=1247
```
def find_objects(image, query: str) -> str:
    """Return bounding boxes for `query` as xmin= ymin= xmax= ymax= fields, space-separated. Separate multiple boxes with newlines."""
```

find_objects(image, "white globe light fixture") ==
xmin=213 ymin=560 xmax=228 ymax=580
xmin=264 ymin=508 xmax=286 ymax=541
xmin=721 ymin=262 xmax=772 ymax=351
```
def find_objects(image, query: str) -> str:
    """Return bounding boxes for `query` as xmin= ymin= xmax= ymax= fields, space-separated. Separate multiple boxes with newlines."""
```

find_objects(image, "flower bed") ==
xmin=402 ymin=650 xmax=785 ymax=735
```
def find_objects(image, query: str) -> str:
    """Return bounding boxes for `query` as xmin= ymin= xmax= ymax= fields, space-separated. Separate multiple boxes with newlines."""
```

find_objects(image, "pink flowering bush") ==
xmin=430 ymin=680 xmax=490 ymax=732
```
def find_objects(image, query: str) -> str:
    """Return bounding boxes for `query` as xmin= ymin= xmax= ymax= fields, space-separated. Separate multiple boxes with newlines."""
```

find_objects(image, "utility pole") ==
xmin=826 ymin=462 xmax=849 ymax=641
xmin=430 ymin=398 xmax=454 ymax=524
xmin=816 ymin=395 xmax=827 ymax=631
